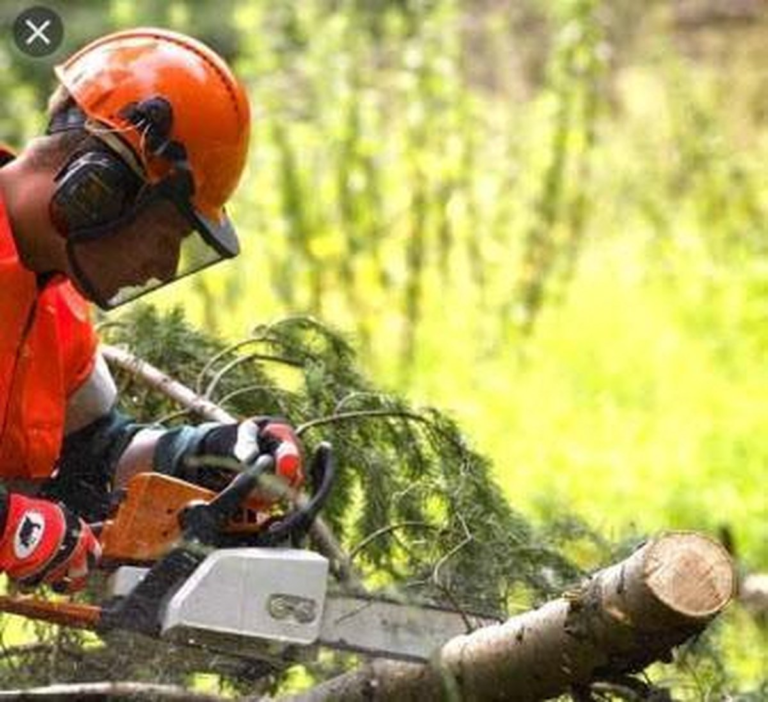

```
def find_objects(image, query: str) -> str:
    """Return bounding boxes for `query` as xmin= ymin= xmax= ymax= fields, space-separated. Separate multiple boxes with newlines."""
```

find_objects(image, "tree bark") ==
xmin=270 ymin=532 xmax=734 ymax=702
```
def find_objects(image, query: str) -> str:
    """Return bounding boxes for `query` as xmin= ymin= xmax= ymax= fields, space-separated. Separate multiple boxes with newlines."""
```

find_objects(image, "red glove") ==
xmin=194 ymin=417 xmax=304 ymax=494
xmin=234 ymin=418 xmax=304 ymax=490
xmin=0 ymin=493 xmax=101 ymax=592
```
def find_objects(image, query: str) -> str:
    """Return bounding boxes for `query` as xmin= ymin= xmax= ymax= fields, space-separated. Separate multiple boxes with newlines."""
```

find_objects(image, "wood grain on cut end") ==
xmin=643 ymin=532 xmax=736 ymax=619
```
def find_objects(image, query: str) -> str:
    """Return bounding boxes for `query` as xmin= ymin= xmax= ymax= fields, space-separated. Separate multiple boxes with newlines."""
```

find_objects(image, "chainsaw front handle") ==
xmin=180 ymin=453 xmax=275 ymax=544
xmin=254 ymin=442 xmax=335 ymax=547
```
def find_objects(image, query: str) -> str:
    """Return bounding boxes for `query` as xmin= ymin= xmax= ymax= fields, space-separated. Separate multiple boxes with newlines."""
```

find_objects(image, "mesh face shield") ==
xmin=49 ymin=108 xmax=240 ymax=310
xmin=65 ymin=195 xmax=239 ymax=309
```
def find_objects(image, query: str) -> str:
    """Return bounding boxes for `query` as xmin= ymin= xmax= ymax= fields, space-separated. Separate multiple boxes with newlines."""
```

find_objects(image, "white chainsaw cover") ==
xmin=161 ymin=548 xmax=329 ymax=646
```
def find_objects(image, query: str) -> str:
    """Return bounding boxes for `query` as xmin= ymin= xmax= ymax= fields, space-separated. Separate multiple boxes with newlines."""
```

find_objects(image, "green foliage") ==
xmin=513 ymin=0 xmax=607 ymax=335
xmin=0 ymin=305 xmax=589 ymax=692
xmin=2 ymin=0 xmax=766 ymax=694
xmin=103 ymin=306 xmax=583 ymax=612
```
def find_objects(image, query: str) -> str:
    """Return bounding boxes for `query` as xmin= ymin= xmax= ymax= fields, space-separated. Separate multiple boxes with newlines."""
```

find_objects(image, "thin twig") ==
xmin=349 ymin=521 xmax=436 ymax=562
xmin=432 ymin=515 xmax=473 ymax=590
xmin=333 ymin=391 xmax=394 ymax=413
xmin=196 ymin=314 xmax=333 ymax=396
xmin=195 ymin=336 xmax=266 ymax=394
xmin=215 ymin=384 xmax=293 ymax=415
xmin=255 ymin=314 xmax=344 ymax=343
xmin=297 ymin=409 xmax=429 ymax=436
xmin=203 ymin=351 xmax=304 ymax=401
xmin=299 ymin=405 xmax=473 ymax=469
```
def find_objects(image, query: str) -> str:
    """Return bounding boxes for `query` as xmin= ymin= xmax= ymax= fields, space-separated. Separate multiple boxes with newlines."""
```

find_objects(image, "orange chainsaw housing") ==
xmin=100 ymin=472 xmax=271 ymax=564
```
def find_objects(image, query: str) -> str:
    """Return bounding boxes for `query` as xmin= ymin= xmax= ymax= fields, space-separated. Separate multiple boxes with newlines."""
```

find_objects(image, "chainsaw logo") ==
xmin=14 ymin=511 xmax=46 ymax=560
xmin=268 ymin=594 xmax=318 ymax=624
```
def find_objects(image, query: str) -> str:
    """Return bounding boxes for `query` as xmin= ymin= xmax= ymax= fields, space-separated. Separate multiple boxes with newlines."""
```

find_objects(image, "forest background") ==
xmin=0 ymin=0 xmax=766 ymax=695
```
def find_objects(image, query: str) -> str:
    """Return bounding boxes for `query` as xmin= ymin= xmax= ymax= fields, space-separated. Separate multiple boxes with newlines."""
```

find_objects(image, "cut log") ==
xmin=271 ymin=532 xmax=734 ymax=702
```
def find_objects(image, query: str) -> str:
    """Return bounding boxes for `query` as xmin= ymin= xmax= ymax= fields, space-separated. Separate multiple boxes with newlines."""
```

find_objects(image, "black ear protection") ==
xmin=48 ymin=97 xmax=193 ymax=240
xmin=49 ymin=141 xmax=145 ymax=236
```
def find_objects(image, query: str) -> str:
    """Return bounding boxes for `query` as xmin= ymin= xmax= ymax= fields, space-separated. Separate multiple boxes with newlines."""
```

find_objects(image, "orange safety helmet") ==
xmin=49 ymin=28 xmax=252 ymax=309
xmin=54 ymin=27 xmax=250 ymax=233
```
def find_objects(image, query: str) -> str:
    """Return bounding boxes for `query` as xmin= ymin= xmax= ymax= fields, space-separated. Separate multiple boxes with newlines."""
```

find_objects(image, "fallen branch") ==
xmin=0 ymin=681 xmax=224 ymax=701
xmin=267 ymin=532 xmax=734 ymax=702
xmin=101 ymin=344 xmax=234 ymax=423
xmin=100 ymin=344 xmax=361 ymax=589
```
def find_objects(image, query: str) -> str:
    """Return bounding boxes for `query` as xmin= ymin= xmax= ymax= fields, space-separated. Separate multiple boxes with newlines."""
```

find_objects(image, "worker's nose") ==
xmin=134 ymin=229 xmax=181 ymax=285
xmin=149 ymin=238 xmax=182 ymax=283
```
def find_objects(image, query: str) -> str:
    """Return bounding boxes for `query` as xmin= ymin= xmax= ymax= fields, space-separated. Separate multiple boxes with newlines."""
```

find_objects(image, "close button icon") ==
xmin=13 ymin=6 xmax=64 ymax=58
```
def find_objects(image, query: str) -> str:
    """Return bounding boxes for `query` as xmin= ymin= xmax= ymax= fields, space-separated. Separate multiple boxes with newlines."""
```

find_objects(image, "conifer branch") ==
xmin=296 ymin=409 xmax=437 ymax=436
xmin=349 ymin=521 xmax=437 ymax=561
xmin=100 ymin=343 xmax=361 ymax=588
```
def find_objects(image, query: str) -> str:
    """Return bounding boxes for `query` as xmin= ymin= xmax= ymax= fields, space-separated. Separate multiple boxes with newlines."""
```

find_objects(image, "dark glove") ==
xmin=0 ymin=493 xmax=101 ymax=592
xmin=194 ymin=417 xmax=304 ymax=494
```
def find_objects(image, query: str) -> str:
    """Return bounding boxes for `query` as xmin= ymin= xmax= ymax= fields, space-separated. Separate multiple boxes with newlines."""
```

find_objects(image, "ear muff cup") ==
xmin=50 ymin=148 xmax=144 ymax=237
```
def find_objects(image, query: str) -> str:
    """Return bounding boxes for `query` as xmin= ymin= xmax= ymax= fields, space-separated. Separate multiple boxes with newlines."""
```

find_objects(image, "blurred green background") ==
xmin=2 ymin=0 xmax=766 ymax=692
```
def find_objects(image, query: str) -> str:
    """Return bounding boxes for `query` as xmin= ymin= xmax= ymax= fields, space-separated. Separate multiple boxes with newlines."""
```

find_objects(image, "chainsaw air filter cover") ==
xmin=161 ymin=548 xmax=329 ymax=650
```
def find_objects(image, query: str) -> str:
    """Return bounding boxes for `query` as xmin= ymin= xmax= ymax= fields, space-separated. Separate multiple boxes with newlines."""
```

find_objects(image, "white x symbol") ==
xmin=25 ymin=18 xmax=51 ymax=46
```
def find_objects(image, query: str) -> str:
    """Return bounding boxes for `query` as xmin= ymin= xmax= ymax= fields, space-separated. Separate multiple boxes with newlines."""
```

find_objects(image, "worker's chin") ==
xmin=66 ymin=271 xmax=117 ymax=306
xmin=65 ymin=272 xmax=97 ymax=300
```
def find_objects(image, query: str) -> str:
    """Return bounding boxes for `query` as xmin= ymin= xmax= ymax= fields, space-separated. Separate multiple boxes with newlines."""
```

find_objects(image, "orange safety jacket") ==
xmin=0 ymin=150 xmax=98 ymax=480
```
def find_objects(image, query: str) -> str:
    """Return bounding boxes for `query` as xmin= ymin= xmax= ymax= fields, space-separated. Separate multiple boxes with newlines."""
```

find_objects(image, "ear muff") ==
xmin=49 ymin=145 xmax=144 ymax=237
xmin=47 ymin=98 xmax=193 ymax=240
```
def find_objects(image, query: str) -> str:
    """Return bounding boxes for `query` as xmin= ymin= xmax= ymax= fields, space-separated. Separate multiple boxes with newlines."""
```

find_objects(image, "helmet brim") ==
xmin=189 ymin=207 xmax=240 ymax=259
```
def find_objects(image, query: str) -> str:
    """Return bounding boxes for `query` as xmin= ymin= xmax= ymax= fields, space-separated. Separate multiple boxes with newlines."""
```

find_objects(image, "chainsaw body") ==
xmin=0 ymin=444 xmax=498 ymax=665
xmin=107 ymin=548 xmax=329 ymax=661
xmin=104 ymin=547 xmax=495 ymax=663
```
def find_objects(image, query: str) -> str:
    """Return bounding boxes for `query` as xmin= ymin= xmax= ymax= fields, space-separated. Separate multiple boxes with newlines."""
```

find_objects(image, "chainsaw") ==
xmin=0 ymin=443 xmax=497 ymax=667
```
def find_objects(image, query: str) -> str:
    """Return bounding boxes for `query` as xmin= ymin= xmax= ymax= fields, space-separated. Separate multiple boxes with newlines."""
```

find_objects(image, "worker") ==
xmin=0 ymin=29 xmax=302 ymax=593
